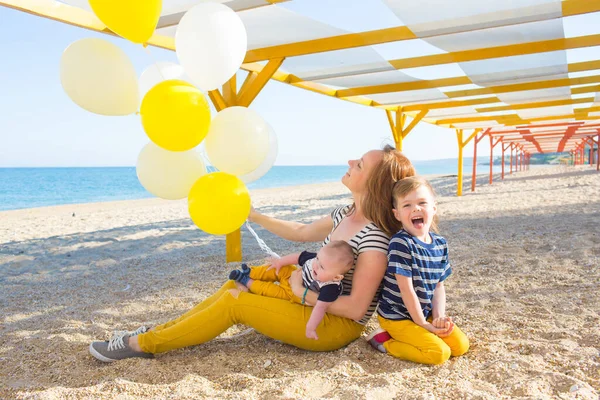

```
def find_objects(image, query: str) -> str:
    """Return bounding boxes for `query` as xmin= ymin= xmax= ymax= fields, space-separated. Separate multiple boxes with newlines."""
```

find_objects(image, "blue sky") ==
xmin=0 ymin=4 xmax=596 ymax=167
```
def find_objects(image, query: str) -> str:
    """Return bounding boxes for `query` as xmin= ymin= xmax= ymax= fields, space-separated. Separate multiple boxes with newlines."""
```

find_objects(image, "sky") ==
xmin=0 ymin=2 xmax=597 ymax=167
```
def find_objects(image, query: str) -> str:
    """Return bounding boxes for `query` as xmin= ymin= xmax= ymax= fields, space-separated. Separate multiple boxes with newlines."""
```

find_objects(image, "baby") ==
xmin=228 ymin=240 xmax=354 ymax=339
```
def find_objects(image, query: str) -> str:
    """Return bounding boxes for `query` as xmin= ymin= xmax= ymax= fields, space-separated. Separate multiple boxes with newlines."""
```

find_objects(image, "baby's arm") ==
xmin=267 ymin=253 xmax=300 ymax=274
xmin=305 ymin=300 xmax=329 ymax=340
xmin=396 ymin=274 xmax=446 ymax=335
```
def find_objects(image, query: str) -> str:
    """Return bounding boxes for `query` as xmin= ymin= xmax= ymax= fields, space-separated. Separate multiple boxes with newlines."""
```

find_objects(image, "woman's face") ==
xmin=342 ymin=150 xmax=383 ymax=193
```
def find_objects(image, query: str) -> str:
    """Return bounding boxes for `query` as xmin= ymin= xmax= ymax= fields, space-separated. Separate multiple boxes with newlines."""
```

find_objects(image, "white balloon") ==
xmin=139 ymin=62 xmax=187 ymax=99
xmin=136 ymin=142 xmax=207 ymax=200
xmin=175 ymin=3 xmax=247 ymax=91
xmin=205 ymin=107 xmax=270 ymax=176
xmin=60 ymin=38 xmax=138 ymax=115
xmin=240 ymin=126 xmax=278 ymax=184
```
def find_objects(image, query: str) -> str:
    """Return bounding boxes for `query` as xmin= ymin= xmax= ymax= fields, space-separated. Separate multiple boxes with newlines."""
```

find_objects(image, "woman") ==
xmin=89 ymin=145 xmax=415 ymax=361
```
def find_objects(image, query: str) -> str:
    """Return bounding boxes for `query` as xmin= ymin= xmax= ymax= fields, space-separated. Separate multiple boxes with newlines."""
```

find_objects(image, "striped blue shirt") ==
xmin=378 ymin=230 xmax=451 ymax=321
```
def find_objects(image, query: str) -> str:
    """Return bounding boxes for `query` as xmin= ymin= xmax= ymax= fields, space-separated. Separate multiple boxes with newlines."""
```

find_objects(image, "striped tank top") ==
xmin=322 ymin=205 xmax=390 ymax=324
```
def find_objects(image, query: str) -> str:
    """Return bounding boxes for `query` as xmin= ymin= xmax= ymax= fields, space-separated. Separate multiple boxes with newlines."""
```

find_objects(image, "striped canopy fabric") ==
xmin=4 ymin=0 xmax=600 ymax=154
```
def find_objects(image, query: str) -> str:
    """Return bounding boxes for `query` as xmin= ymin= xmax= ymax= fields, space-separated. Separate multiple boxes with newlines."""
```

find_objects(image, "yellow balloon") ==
xmin=141 ymin=80 xmax=211 ymax=152
xmin=89 ymin=0 xmax=162 ymax=44
xmin=188 ymin=172 xmax=251 ymax=235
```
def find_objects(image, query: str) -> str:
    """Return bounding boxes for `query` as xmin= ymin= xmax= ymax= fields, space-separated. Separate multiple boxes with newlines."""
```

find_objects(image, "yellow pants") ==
xmin=137 ymin=272 xmax=363 ymax=354
xmin=378 ymin=315 xmax=469 ymax=365
xmin=247 ymin=264 xmax=300 ymax=302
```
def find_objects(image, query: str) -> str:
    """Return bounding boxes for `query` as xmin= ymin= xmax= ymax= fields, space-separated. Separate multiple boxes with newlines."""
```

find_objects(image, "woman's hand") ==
xmin=248 ymin=205 xmax=259 ymax=222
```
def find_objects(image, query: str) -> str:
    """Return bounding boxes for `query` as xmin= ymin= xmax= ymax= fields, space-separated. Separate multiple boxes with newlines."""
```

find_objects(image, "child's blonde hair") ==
xmin=392 ymin=176 xmax=439 ymax=234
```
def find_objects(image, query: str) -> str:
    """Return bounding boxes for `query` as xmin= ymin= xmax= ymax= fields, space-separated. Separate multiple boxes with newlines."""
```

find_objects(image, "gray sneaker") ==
xmin=111 ymin=325 xmax=150 ymax=339
xmin=89 ymin=333 xmax=154 ymax=362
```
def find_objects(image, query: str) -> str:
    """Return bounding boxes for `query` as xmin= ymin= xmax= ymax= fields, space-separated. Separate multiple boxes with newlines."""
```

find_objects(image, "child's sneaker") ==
xmin=366 ymin=328 xmax=391 ymax=353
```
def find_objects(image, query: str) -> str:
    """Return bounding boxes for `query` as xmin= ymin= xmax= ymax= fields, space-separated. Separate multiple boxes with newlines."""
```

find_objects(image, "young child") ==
xmin=228 ymin=240 xmax=354 ymax=340
xmin=367 ymin=176 xmax=469 ymax=365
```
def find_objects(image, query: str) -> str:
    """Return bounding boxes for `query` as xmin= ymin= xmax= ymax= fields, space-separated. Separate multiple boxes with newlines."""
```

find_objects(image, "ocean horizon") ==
xmin=0 ymin=159 xmax=502 ymax=211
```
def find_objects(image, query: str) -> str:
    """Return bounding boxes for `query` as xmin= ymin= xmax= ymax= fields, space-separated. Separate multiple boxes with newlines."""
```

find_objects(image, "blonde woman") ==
xmin=90 ymin=146 xmax=415 ymax=361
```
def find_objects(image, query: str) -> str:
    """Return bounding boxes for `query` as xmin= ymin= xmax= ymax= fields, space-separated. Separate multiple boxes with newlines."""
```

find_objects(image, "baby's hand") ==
xmin=306 ymin=328 xmax=319 ymax=340
xmin=432 ymin=316 xmax=454 ymax=337
xmin=266 ymin=257 xmax=283 ymax=273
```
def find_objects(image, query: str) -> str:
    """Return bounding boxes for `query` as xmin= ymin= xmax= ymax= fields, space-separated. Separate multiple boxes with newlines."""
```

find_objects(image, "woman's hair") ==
xmin=361 ymin=145 xmax=416 ymax=236
xmin=392 ymin=176 xmax=439 ymax=233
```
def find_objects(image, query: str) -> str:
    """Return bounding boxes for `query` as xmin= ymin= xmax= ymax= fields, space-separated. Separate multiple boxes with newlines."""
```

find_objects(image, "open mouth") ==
xmin=411 ymin=217 xmax=424 ymax=229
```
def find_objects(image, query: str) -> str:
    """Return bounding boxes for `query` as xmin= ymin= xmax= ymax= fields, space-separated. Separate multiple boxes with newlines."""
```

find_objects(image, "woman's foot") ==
xmin=111 ymin=325 xmax=150 ymax=340
xmin=89 ymin=332 xmax=153 ymax=362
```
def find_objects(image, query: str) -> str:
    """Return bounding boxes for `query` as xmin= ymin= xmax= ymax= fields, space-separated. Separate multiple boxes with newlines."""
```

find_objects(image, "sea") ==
xmin=0 ymin=159 xmax=502 ymax=211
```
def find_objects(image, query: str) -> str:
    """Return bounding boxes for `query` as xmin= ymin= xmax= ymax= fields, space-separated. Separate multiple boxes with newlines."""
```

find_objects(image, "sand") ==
xmin=1 ymin=165 xmax=599 ymax=399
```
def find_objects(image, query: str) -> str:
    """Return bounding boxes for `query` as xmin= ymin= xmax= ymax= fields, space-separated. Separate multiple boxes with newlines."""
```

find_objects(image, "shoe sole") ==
xmin=89 ymin=343 xmax=116 ymax=363
xmin=365 ymin=328 xmax=387 ymax=342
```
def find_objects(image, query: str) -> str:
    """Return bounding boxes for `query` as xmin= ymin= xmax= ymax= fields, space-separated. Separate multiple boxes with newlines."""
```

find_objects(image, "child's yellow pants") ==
xmin=137 ymin=272 xmax=363 ymax=354
xmin=247 ymin=264 xmax=300 ymax=302
xmin=378 ymin=315 xmax=469 ymax=365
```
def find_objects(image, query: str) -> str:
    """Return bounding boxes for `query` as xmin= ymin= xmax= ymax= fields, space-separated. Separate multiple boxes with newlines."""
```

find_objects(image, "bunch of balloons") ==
xmin=59 ymin=1 xmax=278 ymax=235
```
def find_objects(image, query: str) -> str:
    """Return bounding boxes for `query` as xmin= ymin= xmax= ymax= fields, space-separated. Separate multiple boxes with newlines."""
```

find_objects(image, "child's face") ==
xmin=392 ymin=185 xmax=437 ymax=241
xmin=312 ymin=247 xmax=345 ymax=282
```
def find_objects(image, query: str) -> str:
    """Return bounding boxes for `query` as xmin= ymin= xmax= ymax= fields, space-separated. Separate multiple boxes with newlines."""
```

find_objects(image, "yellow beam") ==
xmin=238 ymin=71 xmax=259 ymax=102
xmin=437 ymin=109 xmax=600 ymax=127
xmin=444 ymin=74 xmax=600 ymax=99
xmin=243 ymin=0 xmax=600 ymax=63
xmin=463 ymin=129 xmax=481 ymax=147
xmin=389 ymin=34 xmax=600 ymax=70
xmin=226 ymin=229 xmax=242 ymax=263
xmin=222 ymin=76 xmax=237 ymax=107
xmin=475 ymin=97 xmax=595 ymax=113
xmin=386 ymin=109 xmax=402 ymax=147
xmin=245 ymin=26 xmax=417 ymax=63
xmin=394 ymin=109 xmax=407 ymax=150
xmin=402 ymin=109 xmax=428 ymax=139
xmin=455 ymin=128 xmax=481 ymax=197
xmin=403 ymin=97 xmax=502 ymax=112
xmin=339 ymin=59 xmax=600 ymax=98
xmin=569 ymin=60 xmax=600 ymax=73
xmin=456 ymin=129 xmax=464 ymax=197
xmin=403 ymin=85 xmax=600 ymax=111
xmin=208 ymin=90 xmax=227 ymax=112
xmin=337 ymin=76 xmax=473 ymax=98
xmin=237 ymin=58 xmax=285 ymax=107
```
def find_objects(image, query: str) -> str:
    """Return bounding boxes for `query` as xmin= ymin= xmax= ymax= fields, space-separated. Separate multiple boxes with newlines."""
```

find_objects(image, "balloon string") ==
xmin=245 ymin=221 xmax=280 ymax=259
xmin=142 ymin=45 xmax=166 ymax=81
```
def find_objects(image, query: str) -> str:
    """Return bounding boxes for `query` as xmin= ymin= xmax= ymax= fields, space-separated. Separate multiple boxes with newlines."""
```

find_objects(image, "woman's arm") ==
xmin=292 ymin=251 xmax=388 ymax=321
xmin=249 ymin=207 xmax=333 ymax=242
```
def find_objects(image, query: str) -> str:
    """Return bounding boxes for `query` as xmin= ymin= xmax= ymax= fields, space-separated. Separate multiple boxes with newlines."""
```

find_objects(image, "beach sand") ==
xmin=1 ymin=165 xmax=599 ymax=399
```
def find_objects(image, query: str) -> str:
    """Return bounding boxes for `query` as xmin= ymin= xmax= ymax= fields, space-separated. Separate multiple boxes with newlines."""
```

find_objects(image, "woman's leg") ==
xmin=151 ymin=280 xmax=237 ymax=331
xmin=138 ymin=290 xmax=363 ymax=354
xmin=378 ymin=316 xmax=451 ymax=365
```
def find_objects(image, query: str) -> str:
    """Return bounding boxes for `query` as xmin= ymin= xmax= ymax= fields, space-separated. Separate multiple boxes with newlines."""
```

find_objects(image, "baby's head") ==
xmin=313 ymin=240 xmax=354 ymax=282
xmin=392 ymin=176 xmax=439 ymax=239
